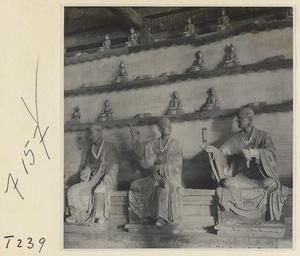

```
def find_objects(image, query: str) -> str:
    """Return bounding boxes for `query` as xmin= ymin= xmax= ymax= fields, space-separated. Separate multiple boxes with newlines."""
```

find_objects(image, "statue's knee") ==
xmin=223 ymin=177 xmax=234 ymax=188
xmin=130 ymin=180 xmax=139 ymax=192
xmin=94 ymin=183 xmax=106 ymax=194
xmin=158 ymin=179 xmax=169 ymax=189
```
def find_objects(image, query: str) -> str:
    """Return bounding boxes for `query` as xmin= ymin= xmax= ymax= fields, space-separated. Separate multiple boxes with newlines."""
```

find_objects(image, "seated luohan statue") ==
xmin=66 ymin=124 xmax=119 ymax=224
xmin=166 ymin=90 xmax=184 ymax=115
xmin=217 ymin=8 xmax=231 ymax=31
xmin=97 ymin=99 xmax=114 ymax=121
xmin=129 ymin=118 xmax=183 ymax=227
xmin=223 ymin=44 xmax=240 ymax=67
xmin=98 ymin=34 xmax=111 ymax=52
xmin=112 ymin=60 xmax=128 ymax=83
xmin=190 ymin=50 xmax=206 ymax=72
xmin=127 ymin=27 xmax=139 ymax=46
xmin=183 ymin=17 xmax=196 ymax=37
xmin=69 ymin=106 xmax=81 ymax=124
xmin=201 ymin=87 xmax=220 ymax=111
xmin=203 ymin=107 xmax=288 ymax=220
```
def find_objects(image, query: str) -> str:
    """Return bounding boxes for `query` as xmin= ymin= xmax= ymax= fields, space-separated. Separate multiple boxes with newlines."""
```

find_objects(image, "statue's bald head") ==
xmin=90 ymin=124 xmax=102 ymax=134
xmin=157 ymin=117 xmax=172 ymax=136
xmin=157 ymin=117 xmax=171 ymax=127
xmin=236 ymin=107 xmax=255 ymax=129
xmin=239 ymin=107 xmax=255 ymax=119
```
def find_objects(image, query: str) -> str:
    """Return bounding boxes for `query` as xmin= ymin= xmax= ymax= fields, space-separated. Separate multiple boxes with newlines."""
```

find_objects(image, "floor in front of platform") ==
xmin=64 ymin=224 xmax=293 ymax=249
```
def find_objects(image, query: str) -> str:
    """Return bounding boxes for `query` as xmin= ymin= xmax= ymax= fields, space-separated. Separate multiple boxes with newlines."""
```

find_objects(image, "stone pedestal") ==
xmin=215 ymin=208 xmax=286 ymax=238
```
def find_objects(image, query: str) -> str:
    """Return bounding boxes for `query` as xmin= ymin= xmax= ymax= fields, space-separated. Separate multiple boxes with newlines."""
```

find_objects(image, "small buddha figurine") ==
xmin=98 ymin=99 xmax=113 ymax=121
xmin=223 ymin=44 xmax=240 ymax=67
xmin=166 ymin=91 xmax=184 ymax=115
xmin=201 ymin=87 xmax=220 ymax=111
xmin=127 ymin=27 xmax=138 ymax=46
xmin=69 ymin=106 xmax=81 ymax=124
xmin=184 ymin=17 xmax=196 ymax=37
xmin=102 ymin=34 xmax=111 ymax=49
xmin=112 ymin=60 xmax=128 ymax=83
xmin=98 ymin=34 xmax=111 ymax=52
xmin=190 ymin=50 xmax=206 ymax=72
xmin=217 ymin=8 xmax=231 ymax=31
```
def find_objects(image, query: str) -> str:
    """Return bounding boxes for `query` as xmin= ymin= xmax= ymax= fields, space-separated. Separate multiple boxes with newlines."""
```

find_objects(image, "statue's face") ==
xmin=105 ymin=101 xmax=109 ymax=106
xmin=174 ymin=92 xmax=179 ymax=98
xmin=230 ymin=46 xmax=234 ymax=52
xmin=89 ymin=127 xmax=102 ymax=144
xmin=236 ymin=112 xmax=249 ymax=130
xmin=158 ymin=119 xmax=172 ymax=136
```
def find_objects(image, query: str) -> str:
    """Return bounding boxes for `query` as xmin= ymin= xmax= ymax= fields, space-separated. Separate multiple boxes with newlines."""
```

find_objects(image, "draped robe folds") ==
xmin=207 ymin=127 xmax=288 ymax=221
xmin=67 ymin=141 xmax=119 ymax=222
xmin=129 ymin=136 xmax=183 ymax=223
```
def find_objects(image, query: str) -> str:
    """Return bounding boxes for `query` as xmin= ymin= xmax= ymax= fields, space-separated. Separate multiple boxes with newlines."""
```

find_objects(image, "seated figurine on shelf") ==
xmin=68 ymin=106 xmax=81 ymax=124
xmin=166 ymin=91 xmax=184 ymax=115
xmin=190 ymin=50 xmax=206 ymax=72
xmin=98 ymin=34 xmax=111 ymax=52
xmin=217 ymin=8 xmax=231 ymax=31
xmin=98 ymin=99 xmax=114 ymax=121
xmin=183 ymin=17 xmax=196 ymax=37
xmin=127 ymin=27 xmax=139 ymax=47
xmin=201 ymin=87 xmax=220 ymax=111
xmin=223 ymin=44 xmax=240 ymax=67
xmin=112 ymin=60 xmax=128 ymax=83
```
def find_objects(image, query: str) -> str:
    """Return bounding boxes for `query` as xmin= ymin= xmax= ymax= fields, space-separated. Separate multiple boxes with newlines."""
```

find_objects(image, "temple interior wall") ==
xmin=64 ymin=26 xmax=293 ymax=191
xmin=64 ymin=27 xmax=292 ymax=90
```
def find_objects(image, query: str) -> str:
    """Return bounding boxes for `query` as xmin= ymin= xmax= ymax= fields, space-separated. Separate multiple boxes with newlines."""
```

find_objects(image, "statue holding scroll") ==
xmin=202 ymin=107 xmax=288 ymax=220
xmin=66 ymin=124 xmax=119 ymax=224
xmin=129 ymin=118 xmax=183 ymax=227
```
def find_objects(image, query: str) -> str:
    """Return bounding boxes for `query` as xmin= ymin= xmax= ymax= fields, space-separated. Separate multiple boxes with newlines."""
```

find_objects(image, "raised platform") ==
xmin=215 ymin=209 xmax=286 ymax=238
xmin=64 ymin=189 xmax=292 ymax=248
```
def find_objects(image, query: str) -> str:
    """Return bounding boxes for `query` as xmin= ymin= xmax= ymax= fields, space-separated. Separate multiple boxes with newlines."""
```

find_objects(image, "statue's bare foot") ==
xmin=66 ymin=215 xmax=77 ymax=223
xmin=155 ymin=218 xmax=167 ymax=227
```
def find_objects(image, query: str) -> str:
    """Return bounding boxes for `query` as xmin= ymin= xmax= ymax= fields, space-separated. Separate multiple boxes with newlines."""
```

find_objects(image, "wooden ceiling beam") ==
xmin=108 ymin=7 xmax=143 ymax=30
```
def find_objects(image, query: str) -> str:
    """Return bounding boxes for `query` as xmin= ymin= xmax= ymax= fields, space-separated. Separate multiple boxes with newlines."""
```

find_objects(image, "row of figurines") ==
xmin=97 ymin=8 xmax=232 ymax=53
xmin=68 ymin=88 xmax=268 ymax=124
xmin=95 ymin=43 xmax=240 ymax=85
xmin=97 ymin=8 xmax=293 ymax=52
xmin=67 ymin=88 xmax=220 ymax=124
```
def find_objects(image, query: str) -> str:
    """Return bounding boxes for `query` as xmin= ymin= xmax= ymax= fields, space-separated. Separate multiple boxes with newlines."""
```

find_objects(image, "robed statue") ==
xmin=129 ymin=118 xmax=183 ymax=227
xmin=202 ymin=107 xmax=288 ymax=221
xmin=66 ymin=124 xmax=119 ymax=225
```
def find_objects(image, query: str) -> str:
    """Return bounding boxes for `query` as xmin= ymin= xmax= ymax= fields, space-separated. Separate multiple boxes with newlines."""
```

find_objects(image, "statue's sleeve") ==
xmin=131 ymin=133 xmax=145 ymax=159
xmin=132 ymin=135 xmax=156 ymax=169
xmin=102 ymin=144 xmax=119 ymax=188
xmin=83 ymin=149 xmax=92 ymax=170
xmin=158 ymin=141 xmax=183 ymax=184
xmin=207 ymin=147 xmax=232 ymax=182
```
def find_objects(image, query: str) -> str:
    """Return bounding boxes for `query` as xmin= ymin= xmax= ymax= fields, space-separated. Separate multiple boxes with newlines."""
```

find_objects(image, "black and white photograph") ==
xmin=63 ymin=6 xmax=293 ymax=249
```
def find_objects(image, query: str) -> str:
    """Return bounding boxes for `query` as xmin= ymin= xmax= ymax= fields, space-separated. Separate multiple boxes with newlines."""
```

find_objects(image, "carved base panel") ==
xmin=125 ymin=223 xmax=182 ymax=234
xmin=215 ymin=208 xmax=285 ymax=238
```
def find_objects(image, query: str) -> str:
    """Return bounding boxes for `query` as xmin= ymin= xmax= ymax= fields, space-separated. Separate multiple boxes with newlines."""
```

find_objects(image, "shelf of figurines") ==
xmin=64 ymin=100 xmax=293 ymax=132
xmin=64 ymin=18 xmax=292 ymax=66
xmin=64 ymin=58 xmax=293 ymax=98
